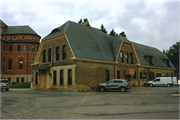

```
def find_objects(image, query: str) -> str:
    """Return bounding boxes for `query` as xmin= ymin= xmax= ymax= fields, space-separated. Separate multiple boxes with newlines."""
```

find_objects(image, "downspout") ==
xmin=27 ymin=43 xmax=29 ymax=82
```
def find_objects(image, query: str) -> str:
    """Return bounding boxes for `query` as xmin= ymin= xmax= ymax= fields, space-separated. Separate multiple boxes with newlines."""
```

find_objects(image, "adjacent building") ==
xmin=31 ymin=19 xmax=175 ymax=90
xmin=0 ymin=19 xmax=41 ymax=84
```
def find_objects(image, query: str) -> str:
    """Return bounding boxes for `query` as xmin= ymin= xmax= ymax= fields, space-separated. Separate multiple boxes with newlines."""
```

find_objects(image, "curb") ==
xmin=9 ymin=88 xmax=34 ymax=91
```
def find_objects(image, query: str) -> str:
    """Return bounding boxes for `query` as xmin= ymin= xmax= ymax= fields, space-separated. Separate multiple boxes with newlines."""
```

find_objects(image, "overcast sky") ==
xmin=1 ymin=0 xmax=179 ymax=51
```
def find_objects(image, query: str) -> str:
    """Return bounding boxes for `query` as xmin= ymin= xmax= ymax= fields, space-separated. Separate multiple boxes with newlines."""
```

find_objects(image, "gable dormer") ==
xmin=144 ymin=55 xmax=153 ymax=65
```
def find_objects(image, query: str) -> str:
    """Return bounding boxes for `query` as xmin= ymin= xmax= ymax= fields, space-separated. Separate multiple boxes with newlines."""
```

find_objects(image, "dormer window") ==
xmin=50 ymin=28 xmax=60 ymax=34
xmin=22 ymin=36 xmax=25 ymax=40
xmin=144 ymin=55 xmax=153 ymax=65
xmin=163 ymin=59 xmax=170 ymax=67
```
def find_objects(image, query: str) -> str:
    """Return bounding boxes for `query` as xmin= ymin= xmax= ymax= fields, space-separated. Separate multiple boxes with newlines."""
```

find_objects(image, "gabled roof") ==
xmin=1 ymin=25 xmax=41 ymax=37
xmin=43 ymin=20 xmax=175 ymax=68
xmin=0 ymin=19 xmax=8 ymax=27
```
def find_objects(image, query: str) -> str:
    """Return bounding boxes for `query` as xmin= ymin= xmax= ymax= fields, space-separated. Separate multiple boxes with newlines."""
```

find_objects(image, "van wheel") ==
xmin=100 ymin=87 xmax=105 ymax=92
xmin=120 ymin=87 xmax=126 ymax=92
xmin=167 ymin=84 xmax=171 ymax=87
xmin=6 ymin=88 xmax=9 ymax=91
xmin=150 ymin=84 xmax=153 ymax=87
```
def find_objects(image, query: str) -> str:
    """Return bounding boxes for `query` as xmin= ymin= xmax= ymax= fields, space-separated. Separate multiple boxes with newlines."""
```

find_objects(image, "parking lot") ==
xmin=1 ymin=86 xmax=179 ymax=119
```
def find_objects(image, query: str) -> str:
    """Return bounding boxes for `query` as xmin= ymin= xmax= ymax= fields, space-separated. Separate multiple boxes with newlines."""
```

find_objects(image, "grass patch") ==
xmin=10 ymin=82 xmax=30 ymax=88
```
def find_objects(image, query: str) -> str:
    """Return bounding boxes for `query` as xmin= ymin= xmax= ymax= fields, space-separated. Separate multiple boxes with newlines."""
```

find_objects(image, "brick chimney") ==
xmin=83 ymin=18 xmax=90 ymax=27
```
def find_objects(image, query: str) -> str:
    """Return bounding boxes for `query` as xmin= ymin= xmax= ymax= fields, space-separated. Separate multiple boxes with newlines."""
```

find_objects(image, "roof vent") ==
xmin=83 ymin=18 xmax=90 ymax=27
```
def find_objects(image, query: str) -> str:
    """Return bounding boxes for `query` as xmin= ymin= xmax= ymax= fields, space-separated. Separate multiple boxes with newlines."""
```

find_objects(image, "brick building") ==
xmin=31 ymin=19 xmax=175 ymax=90
xmin=0 ymin=19 xmax=41 ymax=84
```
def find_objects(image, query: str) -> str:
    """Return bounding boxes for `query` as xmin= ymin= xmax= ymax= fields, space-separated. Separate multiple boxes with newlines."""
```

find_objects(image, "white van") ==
xmin=148 ymin=77 xmax=177 ymax=87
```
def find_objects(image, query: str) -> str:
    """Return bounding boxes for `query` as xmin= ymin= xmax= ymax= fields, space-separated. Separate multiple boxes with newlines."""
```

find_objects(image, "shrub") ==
xmin=10 ymin=82 xmax=30 ymax=88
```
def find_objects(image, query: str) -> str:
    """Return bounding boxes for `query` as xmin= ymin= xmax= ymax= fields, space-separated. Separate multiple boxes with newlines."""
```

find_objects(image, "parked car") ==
xmin=148 ymin=77 xmax=177 ymax=87
xmin=97 ymin=79 xmax=131 ymax=92
xmin=0 ymin=79 xmax=10 ymax=91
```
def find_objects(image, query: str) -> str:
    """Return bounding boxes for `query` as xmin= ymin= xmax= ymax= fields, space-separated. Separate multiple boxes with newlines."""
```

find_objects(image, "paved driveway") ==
xmin=1 ymin=86 xmax=179 ymax=119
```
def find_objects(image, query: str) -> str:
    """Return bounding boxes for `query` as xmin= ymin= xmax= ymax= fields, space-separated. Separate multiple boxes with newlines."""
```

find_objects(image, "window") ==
xmin=130 ymin=52 xmax=133 ymax=64
xmin=140 ymin=72 xmax=142 ymax=79
xmin=8 ymin=60 xmax=12 ymax=70
xmin=35 ymin=72 xmax=38 ymax=84
xmin=56 ymin=46 xmax=59 ymax=61
xmin=3 ymin=57 xmax=5 ymax=62
xmin=21 ymin=77 xmax=24 ymax=83
xmin=154 ymin=79 xmax=160 ymax=82
xmin=125 ymin=52 xmax=128 ymax=64
xmin=60 ymin=70 xmax=63 ymax=85
xmin=3 ymin=66 xmax=4 ymax=72
xmin=62 ymin=45 xmax=66 ymax=60
xmin=163 ymin=59 xmax=170 ymax=67
xmin=68 ymin=69 xmax=72 ymax=85
xmin=48 ymin=48 xmax=51 ymax=62
xmin=37 ymin=46 xmax=39 ymax=51
xmin=22 ymin=36 xmax=25 ymax=40
xmin=53 ymin=70 xmax=57 ymax=85
xmin=31 ymin=45 xmax=34 ymax=52
xmin=16 ymin=78 xmax=19 ymax=83
xmin=106 ymin=70 xmax=110 ymax=82
xmin=23 ymin=45 xmax=26 ymax=51
xmin=3 ymin=44 xmax=5 ymax=51
xmin=19 ymin=60 xmax=23 ymax=70
xmin=144 ymin=72 xmax=146 ymax=79
xmin=9 ymin=45 xmax=12 ymax=52
xmin=117 ymin=70 xmax=120 ymax=79
xmin=17 ymin=45 xmax=21 ymax=51
xmin=32 ymin=37 xmax=34 ymax=40
xmin=144 ymin=56 xmax=153 ymax=65
xmin=5 ymin=37 xmax=7 ymax=40
xmin=8 ymin=78 xmax=11 ymax=84
xmin=43 ymin=50 xmax=46 ymax=63
xmin=114 ymin=80 xmax=122 ymax=83
xmin=13 ymin=37 xmax=16 ymax=40
xmin=120 ymin=51 xmax=124 ymax=63
xmin=134 ymin=71 xmax=136 ymax=79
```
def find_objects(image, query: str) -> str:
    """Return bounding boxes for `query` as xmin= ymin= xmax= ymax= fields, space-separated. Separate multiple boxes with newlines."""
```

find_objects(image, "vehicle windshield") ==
xmin=0 ymin=80 xmax=8 ymax=83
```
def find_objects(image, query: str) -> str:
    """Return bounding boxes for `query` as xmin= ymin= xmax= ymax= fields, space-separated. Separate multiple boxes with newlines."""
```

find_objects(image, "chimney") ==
xmin=83 ymin=18 xmax=90 ymax=27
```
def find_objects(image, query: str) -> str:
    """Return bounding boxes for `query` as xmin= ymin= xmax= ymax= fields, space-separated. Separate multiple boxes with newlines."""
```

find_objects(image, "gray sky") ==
xmin=1 ymin=0 xmax=179 ymax=52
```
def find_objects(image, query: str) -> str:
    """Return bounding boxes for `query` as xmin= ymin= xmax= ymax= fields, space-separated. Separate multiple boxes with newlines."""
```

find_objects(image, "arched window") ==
xmin=17 ymin=45 xmax=21 ymax=51
xmin=9 ymin=45 xmax=12 ymax=52
xmin=19 ymin=60 xmax=23 ymax=70
xmin=23 ymin=45 xmax=26 ymax=51
xmin=8 ymin=60 xmax=12 ymax=70
xmin=32 ymin=37 xmax=34 ymax=40
xmin=31 ymin=45 xmax=34 ymax=52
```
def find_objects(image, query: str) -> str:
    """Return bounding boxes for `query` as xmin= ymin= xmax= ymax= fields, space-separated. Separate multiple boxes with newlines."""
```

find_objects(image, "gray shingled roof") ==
xmin=1 ymin=25 xmax=40 ymax=37
xmin=133 ymin=42 xmax=174 ymax=68
xmin=44 ymin=20 xmax=174 ymax=68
